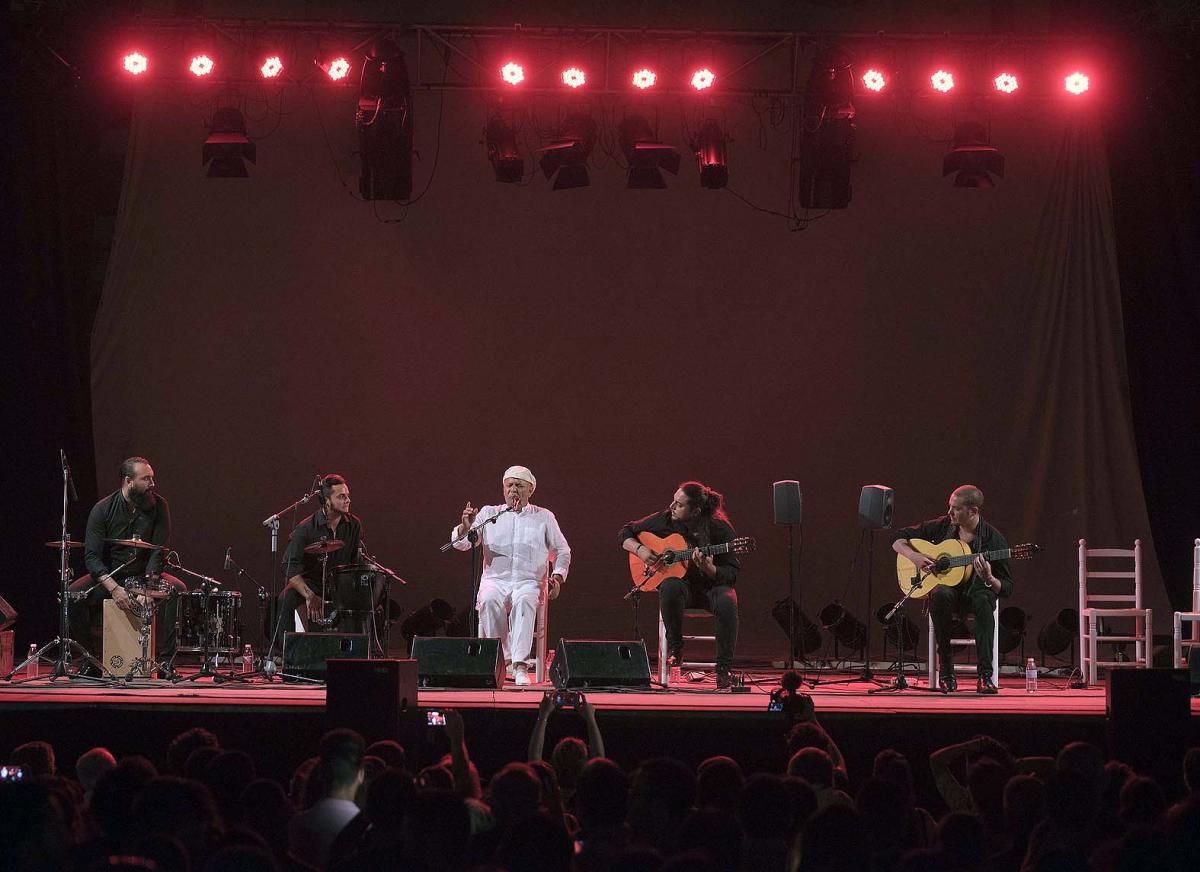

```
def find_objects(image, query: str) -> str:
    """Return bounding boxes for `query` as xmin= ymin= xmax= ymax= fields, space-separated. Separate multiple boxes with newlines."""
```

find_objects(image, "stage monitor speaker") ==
xmin=1107 ymin=668 xmax=1191 ymax=793
xmin=551 ymin=639 xmax=651 ymax=689
xmin=103 ymin=598 xmax=152 ymax=677
xmin=326 ymin=658 xmax=418 ymax=741
xmin=411 ymin=636 xmax=504 ymax=688
xmin=283 ymin=632 xmax=368 ymax=680
xmin=773 ymin=481 xmax=802 ymax=526
xmin=858 ymin=485 xmax=895 ymax=529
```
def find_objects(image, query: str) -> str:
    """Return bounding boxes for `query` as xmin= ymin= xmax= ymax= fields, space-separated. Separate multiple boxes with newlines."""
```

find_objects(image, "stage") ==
xmin=4 ymin=660 xmax=1198 ymax=808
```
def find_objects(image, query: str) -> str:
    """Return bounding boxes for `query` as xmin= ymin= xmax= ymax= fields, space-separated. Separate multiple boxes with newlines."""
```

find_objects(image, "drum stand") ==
xmin=167 ymin=555 xmax=229 ymax=683
xmin=6 ymin=455 xmax=113 ymax=684
xmin=125 ymin=594 xmax=174 ymax=682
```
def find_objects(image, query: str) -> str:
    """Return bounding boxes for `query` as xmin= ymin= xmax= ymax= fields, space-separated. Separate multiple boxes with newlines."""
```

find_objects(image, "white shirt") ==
xmin=287 ymin=797 xmax=361 ymax=868
xmin=452 ymin=504 xmax=571 ymax=586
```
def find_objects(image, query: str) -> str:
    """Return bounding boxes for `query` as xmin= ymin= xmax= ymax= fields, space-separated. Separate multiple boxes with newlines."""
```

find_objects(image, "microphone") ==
xmin=61 ymin=449 xmax=78 ymax=502
xmin=224 ymin=547 xmax=232 ymax=571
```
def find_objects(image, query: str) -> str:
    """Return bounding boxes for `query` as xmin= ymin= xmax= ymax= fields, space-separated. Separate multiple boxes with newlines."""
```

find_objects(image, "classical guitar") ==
xmin=628 ymin=531 xmax=757 ymax=592
xmin=896 ymin=538 xmax=1040 ymax=598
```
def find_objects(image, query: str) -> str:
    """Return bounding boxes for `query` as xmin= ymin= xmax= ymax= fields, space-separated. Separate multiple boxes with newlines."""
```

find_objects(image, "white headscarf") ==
xmin=502 ymin=465 xmax=537 ymax=493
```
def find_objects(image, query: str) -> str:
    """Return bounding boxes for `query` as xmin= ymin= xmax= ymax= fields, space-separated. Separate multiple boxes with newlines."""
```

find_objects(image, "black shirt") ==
xmin=85 ymin=490 xmax=171 ymax=582
xmin=282 ymin=508 xmax=363 ymax=586
xmin=891 ymin=515 xmax=1014 ymax=598
xmin=618 ymin=511 xmax=741 ymax=588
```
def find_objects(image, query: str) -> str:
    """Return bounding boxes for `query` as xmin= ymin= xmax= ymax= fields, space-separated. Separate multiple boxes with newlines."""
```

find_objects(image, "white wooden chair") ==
xmin=927 ymin=601 xmax=1000 ymax=689
xmin=657 ymin=605 xmax=717 ymax=685
xmin=1172 ymin=538 xmax=1200 ymax=669
xmin=1078 ymin=539 xmax=1152 ymax=686
xmin=532 ymin=579 xmax=550 ymax=684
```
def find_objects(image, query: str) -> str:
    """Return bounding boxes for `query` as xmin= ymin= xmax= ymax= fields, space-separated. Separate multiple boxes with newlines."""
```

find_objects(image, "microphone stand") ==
xmin=441 ymin=505 xmax=516 ymax=638
xmin=359 ymin=542 xmax=406 ymax=657
xmin=261 ymin=484 xmax=320 ymax=630
xmin=221 ymin=552 xmax=268 ymax=682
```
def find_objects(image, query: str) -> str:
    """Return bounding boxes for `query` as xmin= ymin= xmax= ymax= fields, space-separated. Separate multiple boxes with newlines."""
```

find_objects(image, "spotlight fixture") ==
xmin=819 ymin=601 xmax=867 ymax=652
xmin=260 ymin=56 xmax=284 ymax=79
xmin=189 ymin=54 xmax=214 ymax=77
xmin=325 ymin=56 xmax=351 ymax=81
xmin=1037 ymin=608 xmax=1078 ymax=657
xmin=993 ymin=72 xmax=1019 ymax=94
xmin=942 ymin=121 xmax=1004 ymax=188
xmin=485 ymin=116 xmax=524 ymax=183
xmin=123 ymin=52 xmax=149 ymax=76
xmin=561 ymin=66 xmax=586 ymax=88
xmin=798 ymin=55 xmax=855 ymax=209
xmin=691 ymin=119 xmax=728 ymax=189
xmin=400 ymin=598 xmax=456 ymax=642
xmin=356 ymin=39 xmax=413 ymax=200
xmin=631 ymin=68 xmax=657 ymax=90
xmin=203 ymin=107 xmax=255 ymax=178
xmin=500 ymin=61 xmax=525 ymax=86
xmin=1064 ymin=71 xmax=1089 ymax=95
xmin=537 ymin=113 xmax=597 ymax=190
xmin=931 ymin=69 xmax=955 ymax=93
xmin=876 ymin=603 xmax=920 ymax=651
xmin=998 ymin=606 xmax=1028 ymax=655
xmin=690 ymin=68 xmax=715 ymax=91
xmin=618 ymin=115 xmax=680 ymax=189
xmin=772 ymin=596 xmax=822 ymax=657
xmin=861 ymin=68 xmax=887 ymax=92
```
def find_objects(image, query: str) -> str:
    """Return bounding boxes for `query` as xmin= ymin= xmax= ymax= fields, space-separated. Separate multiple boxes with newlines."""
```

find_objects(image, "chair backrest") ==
xmin=1078 ymin=539 xmax=1143 ymax=614
xmin=1193 ymin=538 xmax=1200 ymax=611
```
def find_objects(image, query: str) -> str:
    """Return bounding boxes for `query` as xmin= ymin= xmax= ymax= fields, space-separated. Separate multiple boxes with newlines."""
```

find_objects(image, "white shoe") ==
xmin=513 ymin=662 xmax=531 ymax=686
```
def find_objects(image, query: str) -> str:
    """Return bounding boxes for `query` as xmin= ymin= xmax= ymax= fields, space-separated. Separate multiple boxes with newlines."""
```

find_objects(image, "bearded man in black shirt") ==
xmin=891 ymin=485 xmax=1013 ymax=694
xmin=69 ymin=456 xmax=187 ymax=676
xmin=620 ymin=481 xmax=741 ymax=689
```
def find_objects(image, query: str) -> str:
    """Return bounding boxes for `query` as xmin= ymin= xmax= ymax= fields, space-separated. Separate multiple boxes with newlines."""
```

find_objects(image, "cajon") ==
xmin=103 ymin=599 xmax=153 ymax=677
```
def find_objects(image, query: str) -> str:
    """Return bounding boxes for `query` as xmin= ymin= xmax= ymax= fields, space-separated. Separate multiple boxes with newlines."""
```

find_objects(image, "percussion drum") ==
xmin=178 ymin=590 xmax=242 ymax=653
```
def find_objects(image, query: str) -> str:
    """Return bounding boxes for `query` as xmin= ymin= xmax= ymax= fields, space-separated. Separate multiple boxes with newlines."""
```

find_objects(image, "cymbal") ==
xmin=124 ymin=582 xmax=170 ymax=600
xmin=44 ymin=539 xmax=85 ymax=550
xmin=106 ymin=537 xmax=165 ymax=550
xmin=304 ymin=539 xmax=344 ymax=555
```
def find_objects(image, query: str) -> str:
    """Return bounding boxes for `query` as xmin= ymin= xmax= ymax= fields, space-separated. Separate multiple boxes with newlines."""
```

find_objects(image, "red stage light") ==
xmin=632 ymin=68 xmax=657 ymax=90
xmin=327 ymin=57 xmax=351 ymax=81
xmin=189 ymin=55 xmax=214 ymax=77
xmin=123 ymin=52 xmax=149 ymax=76
xmin=993 ymin=73 xmax=1019 ymax=94
xmin=690 ymin=68 xmax=715 ymax=91
xmin=562 ymin=67 xmax=586 ymax=88
xmin=1064 ymin=71 xmax=1089 ymax=95
xmin=501 ymin=62 xmax=525 ymax=86
xmin=861 ymin=69 xmax=887 ymax=92
xmin=260 ymin=56 xmax=284 ymax=79
xmin=930 ymin=69 xmax=955 ymax=93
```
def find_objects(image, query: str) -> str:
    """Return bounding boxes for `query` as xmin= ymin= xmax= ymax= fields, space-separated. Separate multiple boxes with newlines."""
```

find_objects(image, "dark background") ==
xmin=6 ymin=1 xmax=1199 ymax=666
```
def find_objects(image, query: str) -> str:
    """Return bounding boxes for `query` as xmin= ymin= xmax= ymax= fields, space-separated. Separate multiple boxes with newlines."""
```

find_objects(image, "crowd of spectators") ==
xmin=2 ymin=690 xmax=1199 ymax=872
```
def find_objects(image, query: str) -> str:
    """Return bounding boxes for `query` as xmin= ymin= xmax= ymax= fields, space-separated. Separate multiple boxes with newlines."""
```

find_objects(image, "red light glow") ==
xmin=501 ymin=62 xmax=525 ymax=86
xmin=930 ymin=69 xmax=955 ymax=93
xmin=1064 ymin=71 xmax=1089 ymax=95
xmin=993 ymin=73 xmax=1019 ymax=94
xmin=260 ymin=56 xmax=284 ymax=79
xmin=690 ymin=68 xmax=715 ymax=91
xmin=861 ymin=69 xmax=887 ymax=92
xmin=189 ymin=55 xmax=214 ymax=77
xmin=123 ymin=52 xmax=149 ymax=76
xmin=632 ymin=68 xmax=657 ymax=90
xmin=562 ymin=67 xmax=586 ymax=88
xmin=327 ymin=57 xmax=351 ymax=81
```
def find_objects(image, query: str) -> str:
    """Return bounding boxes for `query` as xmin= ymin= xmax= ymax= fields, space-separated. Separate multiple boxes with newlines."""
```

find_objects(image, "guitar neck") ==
xmin=944 ymin=547 xmax=1014 ymax=568
xmin=669 ymin=541 xmax=735 ymax=559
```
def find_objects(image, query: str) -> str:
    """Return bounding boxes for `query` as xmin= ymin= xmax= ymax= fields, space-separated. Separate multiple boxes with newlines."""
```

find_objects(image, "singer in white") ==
xmin=452 ymin=466 xmax=571 ymax=686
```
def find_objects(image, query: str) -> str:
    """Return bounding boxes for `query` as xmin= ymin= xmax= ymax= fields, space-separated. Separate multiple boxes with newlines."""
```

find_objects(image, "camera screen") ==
xmin=0 ymin=765 xmax=24 ymax=781
xmin=426 ymin=710 xmax=446 ymax=727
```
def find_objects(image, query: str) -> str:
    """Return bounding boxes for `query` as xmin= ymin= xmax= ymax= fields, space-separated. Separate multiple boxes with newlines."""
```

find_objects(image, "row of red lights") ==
xmin=121 ymin=51 xmax=1091 ymax=95
xmin=862 ymin=67 xmax=1091 ymax=95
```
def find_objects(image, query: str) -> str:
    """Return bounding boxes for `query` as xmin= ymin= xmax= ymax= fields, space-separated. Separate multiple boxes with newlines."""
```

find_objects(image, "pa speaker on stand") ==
xmin=772 ymin=481 xmax=809 ymax=672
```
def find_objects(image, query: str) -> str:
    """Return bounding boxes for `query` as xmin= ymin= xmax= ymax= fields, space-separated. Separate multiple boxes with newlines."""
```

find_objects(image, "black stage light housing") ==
xmin=619 ymin=115 xmax=680 ymax=189
xmin=485 ymin=116 xmax=524 ymax=183
xmin=538 ymin=113 xmax=597 ymax=190
xmin=203 ymin=108 xmax=255 ymax=178
xmin=943 ymin=121 xmax=1004 ymax=188
xmin=356 ymin=39 xmax=413 ymax=200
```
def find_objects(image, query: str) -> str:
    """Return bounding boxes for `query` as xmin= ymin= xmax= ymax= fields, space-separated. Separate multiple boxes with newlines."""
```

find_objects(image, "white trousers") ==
xmin=477 ymin=576 xmax=541 ymax=666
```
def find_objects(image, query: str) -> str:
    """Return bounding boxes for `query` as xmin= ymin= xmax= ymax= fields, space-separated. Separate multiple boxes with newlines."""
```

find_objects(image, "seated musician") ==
xmin=277 ymin=474 xmax=362 ymax=636
xmin=891 ymin=485 xmax=1013 ymax=694
xmin=619 ymin=481 xmax=740 ymax=689
xmin=69 ymin=456 xmax=186 ymax=677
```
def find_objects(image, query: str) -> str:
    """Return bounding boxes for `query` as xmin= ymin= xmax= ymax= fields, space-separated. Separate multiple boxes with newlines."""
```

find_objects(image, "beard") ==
xmin=129 ymin=486 xmax=157 ymax=510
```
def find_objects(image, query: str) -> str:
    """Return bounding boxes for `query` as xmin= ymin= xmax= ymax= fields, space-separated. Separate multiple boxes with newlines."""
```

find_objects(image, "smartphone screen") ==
xmin=0 ymin=765 xmax=24 ymax=781
xmin=426 ymin=710 xmax=447 ymax=727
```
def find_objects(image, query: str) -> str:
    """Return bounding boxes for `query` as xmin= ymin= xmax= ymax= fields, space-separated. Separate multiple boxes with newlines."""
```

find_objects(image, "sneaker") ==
xmin=977 ymin=676 xmax=999 ymax=694
xmin=939 ymin=672 xmax=958 ymax=693
xmin=513 ymin=662 xmax=531 ymax=686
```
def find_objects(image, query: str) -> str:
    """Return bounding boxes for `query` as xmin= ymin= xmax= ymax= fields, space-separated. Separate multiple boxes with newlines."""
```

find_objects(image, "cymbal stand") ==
xmin=167 ymin=553 xmax=225 ymax=683
xmin=6 ymin=453 xmax=113 ymax=683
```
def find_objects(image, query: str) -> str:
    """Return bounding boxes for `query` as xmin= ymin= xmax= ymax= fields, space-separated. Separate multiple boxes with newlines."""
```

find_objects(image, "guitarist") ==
xmin=619 ymin=481 xmax=740 ymax=689
xmin=891 ymin=485 xmax=1013 ymax=694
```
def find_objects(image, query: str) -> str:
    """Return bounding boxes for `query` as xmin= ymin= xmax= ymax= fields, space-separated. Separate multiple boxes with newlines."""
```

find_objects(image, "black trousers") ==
xmin=659 ymin=577 xmax=738 ymax=670
xmin=68 ymin=573 xmax=187 ymax=661
xmin=928 ymin=583 xmax=997 ymax=678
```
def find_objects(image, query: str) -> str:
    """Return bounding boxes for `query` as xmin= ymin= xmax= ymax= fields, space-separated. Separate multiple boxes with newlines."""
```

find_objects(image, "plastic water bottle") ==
xmin=242 ymin=644 xmax=253 ymax=674
xmin=26 ymin=644 xmax=37 ymax=679
xmin=1025 ymin=658 xmax=1037 ymax=693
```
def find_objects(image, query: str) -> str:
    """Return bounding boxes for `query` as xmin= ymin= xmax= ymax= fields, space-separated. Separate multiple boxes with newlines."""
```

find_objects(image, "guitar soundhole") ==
xmin=934 ymin=556 xmax=952 ymax=573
